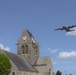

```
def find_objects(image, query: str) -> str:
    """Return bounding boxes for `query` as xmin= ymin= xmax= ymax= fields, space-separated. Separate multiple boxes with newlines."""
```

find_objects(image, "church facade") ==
xmin=0 ymin=29 xmax=54 ymax=75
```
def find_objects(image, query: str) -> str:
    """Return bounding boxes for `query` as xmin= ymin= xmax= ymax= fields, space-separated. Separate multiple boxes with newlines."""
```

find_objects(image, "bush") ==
xmin=56 ymin=70 xmax=62 ymax=75
xmin=0 ymin=53 xmax=12 ymax=75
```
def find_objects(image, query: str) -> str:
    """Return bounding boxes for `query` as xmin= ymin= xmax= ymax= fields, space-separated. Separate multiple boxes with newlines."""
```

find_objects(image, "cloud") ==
xmin=66 ymin=28 xmax=76 ymax=36
xmin=48 ymin=48 xmax=58 ymax=53
xmin=59 ymin=51 xmax=76 ymax=58
xmin=0 ymin=44 xmax=10 ymax=51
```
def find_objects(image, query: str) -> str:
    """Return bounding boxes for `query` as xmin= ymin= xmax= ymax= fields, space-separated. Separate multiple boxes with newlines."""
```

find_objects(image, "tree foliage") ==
xmin=0 ymin=53 xmax=12 ymax=75
xmin=56 ymin=70 xmax=62 ymax=75
xmin=69 ymin=74 xmax=72 ymax=75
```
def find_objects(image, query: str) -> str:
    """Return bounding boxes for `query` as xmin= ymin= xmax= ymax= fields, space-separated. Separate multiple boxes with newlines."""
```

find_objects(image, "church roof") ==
xmin=34 ymin=56 xmax=50 ymax=66
xmin=26 ymin=30 xmax=34 ymax=38
xmin=3 ymin=50 xmax=38 ymax=72
xmin=20 ymin=28 xmax=34 ymax=39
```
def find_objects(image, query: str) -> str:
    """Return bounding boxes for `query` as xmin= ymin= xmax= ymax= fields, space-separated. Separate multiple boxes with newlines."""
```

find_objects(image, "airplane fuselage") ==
xmin=55 ymin=25 xmax=76 ymax=32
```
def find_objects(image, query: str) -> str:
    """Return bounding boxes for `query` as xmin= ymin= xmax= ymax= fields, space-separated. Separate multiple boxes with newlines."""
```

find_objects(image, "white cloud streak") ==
xmin=0 ymin=44 xmax=10 ymax=51
xmin=66 ymin=27 xmax=76 ymax=36
xmin=59 ymin=51 xmax=76 ymax=58
xmin=48 ymin=48 xmax=58 ymax=53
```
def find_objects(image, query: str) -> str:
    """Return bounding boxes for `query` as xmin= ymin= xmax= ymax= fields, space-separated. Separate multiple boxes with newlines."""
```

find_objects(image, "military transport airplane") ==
xmin=55 ymin=25 xmax=76 ymax=32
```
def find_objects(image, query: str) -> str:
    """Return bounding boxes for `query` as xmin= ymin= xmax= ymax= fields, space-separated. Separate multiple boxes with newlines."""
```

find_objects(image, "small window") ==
xmin=25 ymin=45 xmax=28 ymax=54
xmin=12 ymin=72 xmax=15 ymax=75
xmin=21 ymin=45 xmax=25 ymax=54
xmin=49 ymin=69 xmax=51 ymax=75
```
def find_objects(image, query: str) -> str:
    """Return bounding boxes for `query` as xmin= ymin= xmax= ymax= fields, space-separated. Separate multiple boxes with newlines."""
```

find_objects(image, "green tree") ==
xmin=56 ymin=70 xmax=62 ymax=75
xmin=0 ymin=53 xmax=12 ymax=75
xmin=69 ymin=74 xmax=72 ymax=75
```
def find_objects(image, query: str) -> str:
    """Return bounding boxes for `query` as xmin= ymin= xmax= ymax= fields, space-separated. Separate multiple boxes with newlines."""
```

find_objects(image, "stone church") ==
xmin=0 ymin=29 xmax=54 ymax=75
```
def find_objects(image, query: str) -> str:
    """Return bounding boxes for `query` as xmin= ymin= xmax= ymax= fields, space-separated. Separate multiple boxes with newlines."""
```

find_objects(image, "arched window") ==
xmin=21 ymin=45 xmax=28 ymax=54
xmin=25 ymin=45 xmax=28 ymax=54
xmin=21 ymin=45 xmax=25 ymax=54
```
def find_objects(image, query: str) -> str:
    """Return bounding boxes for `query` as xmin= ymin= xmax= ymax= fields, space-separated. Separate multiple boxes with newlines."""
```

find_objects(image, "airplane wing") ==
xmin=55 ymin=28 xmax=63 ymax=30
xmin=65 ymin=29 xmax=75 ymax=32
xmin=68 ymin=25 xmax=76 ymax=28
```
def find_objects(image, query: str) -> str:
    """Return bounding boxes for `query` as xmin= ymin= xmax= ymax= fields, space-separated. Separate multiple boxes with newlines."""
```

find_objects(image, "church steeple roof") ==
xmin=26 ymin=30 xmax=34 ymax=38
xmin=19 ymin=28 xmax=34 ymax=40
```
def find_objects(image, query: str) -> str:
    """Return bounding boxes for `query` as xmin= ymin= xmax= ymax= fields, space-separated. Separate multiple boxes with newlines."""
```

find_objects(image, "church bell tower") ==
xmin=17 ymin=29 xmax=39 ymax=64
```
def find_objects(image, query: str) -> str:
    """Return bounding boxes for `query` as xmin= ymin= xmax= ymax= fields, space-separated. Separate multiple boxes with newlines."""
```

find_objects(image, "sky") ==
xmin=0 ymin=0 xmax=76 ymax=75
